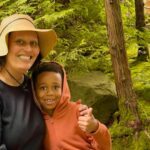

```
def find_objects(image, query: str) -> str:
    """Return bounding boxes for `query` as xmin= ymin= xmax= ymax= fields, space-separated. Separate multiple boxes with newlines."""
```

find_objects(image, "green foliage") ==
xmin=112 ymin=131 xmax=150 ymax=150
xmin=0 ymin=0 xmax=150 ymax=149
xmin=0 ymin=0 xmax=110 ymax=73
xmin=34 ymin=9 xmax=74 ymax=28
xmin=121 ymin=0 xmax=135 ymax=25
xmin=0 ymin=0 xmax=149 ymax=74
xmin=48 ymin=49 xmax=87 ymax=73
xmin=135 ymin=131 xmax=150 ymax=150
xmin=138 ymin=100 xmax=150 ymax=125
xmin=69 ymin=0 xmax=105 ymax=22
xmin=136 ymin=28 xmax=150 ymax=47
xmin=110 ymin=98 xmax=150 ymax=150
xmin=0 ymin=0 xmax=11 ymax=18
xmin=131 ymin=62 xmax=150 ymax=92
xmin=120 ymin=0 xmax=137 ymax=48
xmin=46 ymin=21 xmax=110 ymax=73
xmin=0 ymin=0 xmax=38 ymax=19
xmin=0 ymin=0 xmax=10 ymax=8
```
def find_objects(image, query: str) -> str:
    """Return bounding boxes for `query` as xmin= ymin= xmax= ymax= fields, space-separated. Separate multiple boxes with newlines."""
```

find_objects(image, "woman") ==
xmin=32 ymin=61 xmax=112 ymax=150
xmin=0 ymin=14 xmax=57 ymax=149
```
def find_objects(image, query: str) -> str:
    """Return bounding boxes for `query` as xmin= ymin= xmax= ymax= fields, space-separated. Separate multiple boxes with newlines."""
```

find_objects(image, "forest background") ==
xmin=0 ymin=0 xmax=150 ymax=149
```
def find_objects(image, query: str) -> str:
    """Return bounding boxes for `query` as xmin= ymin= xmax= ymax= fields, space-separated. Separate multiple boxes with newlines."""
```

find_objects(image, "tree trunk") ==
xmin=135 ymin=0 xmax=149 ymax=61
xmin=104 ymin=0 xmax=141 ymax=131
xmin=135 ymin=0 xmax=145 ymax=30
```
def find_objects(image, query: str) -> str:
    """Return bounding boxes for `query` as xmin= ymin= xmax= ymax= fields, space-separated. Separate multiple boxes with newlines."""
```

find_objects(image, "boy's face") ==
xmin=35 ymin=71 xmax=62 ymax=114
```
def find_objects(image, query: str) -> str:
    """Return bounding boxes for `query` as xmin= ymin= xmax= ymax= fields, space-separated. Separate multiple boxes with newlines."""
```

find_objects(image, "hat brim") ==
xmin=36 ymin=29 xmax=57 ymax=57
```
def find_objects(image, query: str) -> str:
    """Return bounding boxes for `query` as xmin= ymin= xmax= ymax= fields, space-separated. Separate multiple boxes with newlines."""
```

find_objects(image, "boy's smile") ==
xmin=35 ymin=71 xmax=62 ymax=115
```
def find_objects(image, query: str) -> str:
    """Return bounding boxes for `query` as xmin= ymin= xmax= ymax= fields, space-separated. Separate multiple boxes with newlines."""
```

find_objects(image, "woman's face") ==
xmin=35 ymin=72 xmax=62 ymax=115
xmin=5 ymin=31 xmax=40 ymax=74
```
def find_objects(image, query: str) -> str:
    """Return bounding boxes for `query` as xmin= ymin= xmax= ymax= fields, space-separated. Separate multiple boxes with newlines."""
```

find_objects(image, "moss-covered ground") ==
xmin=110 ymin=43 xmax=150 ymax=150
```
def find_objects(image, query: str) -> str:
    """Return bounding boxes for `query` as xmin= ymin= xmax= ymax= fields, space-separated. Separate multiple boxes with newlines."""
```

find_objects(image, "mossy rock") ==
xmin=68 ymin=71 xmax=118 ymax=124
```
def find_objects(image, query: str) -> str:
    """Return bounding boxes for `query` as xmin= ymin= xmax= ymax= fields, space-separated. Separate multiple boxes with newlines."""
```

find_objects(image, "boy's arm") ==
xmin=90 ymin=121 xmax=112 ymax=150
xmin=78 ymin=105 xmax=112 ymax=150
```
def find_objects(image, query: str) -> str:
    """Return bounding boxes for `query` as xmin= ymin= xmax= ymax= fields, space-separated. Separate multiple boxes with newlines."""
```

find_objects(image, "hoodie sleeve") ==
xmin=76 ymin=102 xmax=111 ymax=150
xmin=89 ymin=122 xmax=112 ymax=150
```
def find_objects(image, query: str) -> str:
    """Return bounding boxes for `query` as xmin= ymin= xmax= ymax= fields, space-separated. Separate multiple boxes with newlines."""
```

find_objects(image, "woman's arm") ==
xmin=0 ymin=100 xmax=7 ymax=150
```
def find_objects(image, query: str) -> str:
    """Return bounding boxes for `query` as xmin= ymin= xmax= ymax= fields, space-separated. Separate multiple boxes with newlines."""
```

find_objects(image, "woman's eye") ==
xmin=30 ymin=41 xmax=39 ymax=47
xmin=16 ymin=39 xmax=25 ymax=46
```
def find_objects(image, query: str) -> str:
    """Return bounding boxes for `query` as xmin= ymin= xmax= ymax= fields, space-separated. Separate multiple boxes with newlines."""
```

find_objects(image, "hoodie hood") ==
xmin=53 ymin=63 xmax=71 ymax=118
xmin=31 ymin=62 xmax=71 ymax=118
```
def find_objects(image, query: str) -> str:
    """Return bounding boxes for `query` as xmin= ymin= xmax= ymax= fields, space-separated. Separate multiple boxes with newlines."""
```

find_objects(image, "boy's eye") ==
xmin=53 ymin=85 xmax=61 ymax=90
xmin=39 ymin=86 xmax=47 ymax=91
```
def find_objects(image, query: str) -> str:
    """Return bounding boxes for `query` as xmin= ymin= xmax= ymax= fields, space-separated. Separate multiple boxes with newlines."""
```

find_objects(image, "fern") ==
xmin=0 ymin=0 xmax=10 ymax=7
xmin=34 ymin=8 xmax=74 ymax=28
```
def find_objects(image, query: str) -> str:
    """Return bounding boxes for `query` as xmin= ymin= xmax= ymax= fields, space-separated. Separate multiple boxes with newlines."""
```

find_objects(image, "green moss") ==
xmin=112 ymin=135 xmax=133 ymax=150
xmin=110 ymin=121 xmax=134 ymax=138
xmin=138 ymin=100 xmax=150 ymax=121
xmin=111 ymin=123 xmax=150 ymax=150
xmin=112 ymin=132 xmax=150 ymax=150
xmin=132 ymin=131 xmax=150 ymax=150
xmin=110 ymin=44 xmax=150 ymax=150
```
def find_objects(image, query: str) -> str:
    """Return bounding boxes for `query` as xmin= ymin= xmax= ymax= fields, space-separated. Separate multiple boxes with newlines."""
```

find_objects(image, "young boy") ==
xmin=32 ymin=61 xmax=111 ymax=150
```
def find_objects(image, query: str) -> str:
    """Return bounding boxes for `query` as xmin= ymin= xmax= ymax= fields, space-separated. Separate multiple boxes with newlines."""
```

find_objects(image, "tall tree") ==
xmin=104 ymin=0 xmax=141 ymax=133
xmin=135 ymin=0 xmax=149 ymax=61
xmin=135 ymin=0 xmax=145 ymax=29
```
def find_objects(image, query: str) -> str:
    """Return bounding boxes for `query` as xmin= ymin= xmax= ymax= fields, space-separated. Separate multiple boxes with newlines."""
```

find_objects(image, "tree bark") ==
xmin=104 ymin=0 xmax=141 ymax=131
xmin=135 ymin=0 xmax=149 ymax=61
xmin=135 ymin=0 xmax=145 ymax=30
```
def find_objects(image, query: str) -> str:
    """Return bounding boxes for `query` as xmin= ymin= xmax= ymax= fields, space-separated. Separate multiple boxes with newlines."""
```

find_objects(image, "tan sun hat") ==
xmin=0 ymin=14 xmax=57 ymax=57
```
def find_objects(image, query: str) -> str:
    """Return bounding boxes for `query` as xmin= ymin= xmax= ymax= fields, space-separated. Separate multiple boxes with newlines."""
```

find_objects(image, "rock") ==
xmin=68 ymin=71 xmax=118 ymax=124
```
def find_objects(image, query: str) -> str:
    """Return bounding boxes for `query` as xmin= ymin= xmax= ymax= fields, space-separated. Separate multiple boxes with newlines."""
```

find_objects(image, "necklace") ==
xmin=5 ymin=67 xmax=23 ymax=86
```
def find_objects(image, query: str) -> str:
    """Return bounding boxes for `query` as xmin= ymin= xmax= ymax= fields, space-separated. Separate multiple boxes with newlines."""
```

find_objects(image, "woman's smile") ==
xmin=5 ymin=31 xmax=40 ymax=74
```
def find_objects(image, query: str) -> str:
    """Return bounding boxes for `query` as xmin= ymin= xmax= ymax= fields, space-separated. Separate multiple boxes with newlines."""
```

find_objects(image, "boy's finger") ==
xmin=88 ymin=107 xmax=93 ymax=116
xmin=79 ymin=104 xmax=88 ymax=111
xmin=79 ymin=109 xmax=89 ymax=116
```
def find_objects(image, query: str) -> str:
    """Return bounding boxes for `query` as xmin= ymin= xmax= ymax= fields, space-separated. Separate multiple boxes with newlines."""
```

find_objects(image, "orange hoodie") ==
xmin=41 ymin=64 xmax=112 ymax=150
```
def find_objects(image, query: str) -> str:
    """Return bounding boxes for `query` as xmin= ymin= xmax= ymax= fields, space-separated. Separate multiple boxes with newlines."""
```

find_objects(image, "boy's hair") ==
xmin=32 ymin=62 xmax=64 ymax=87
